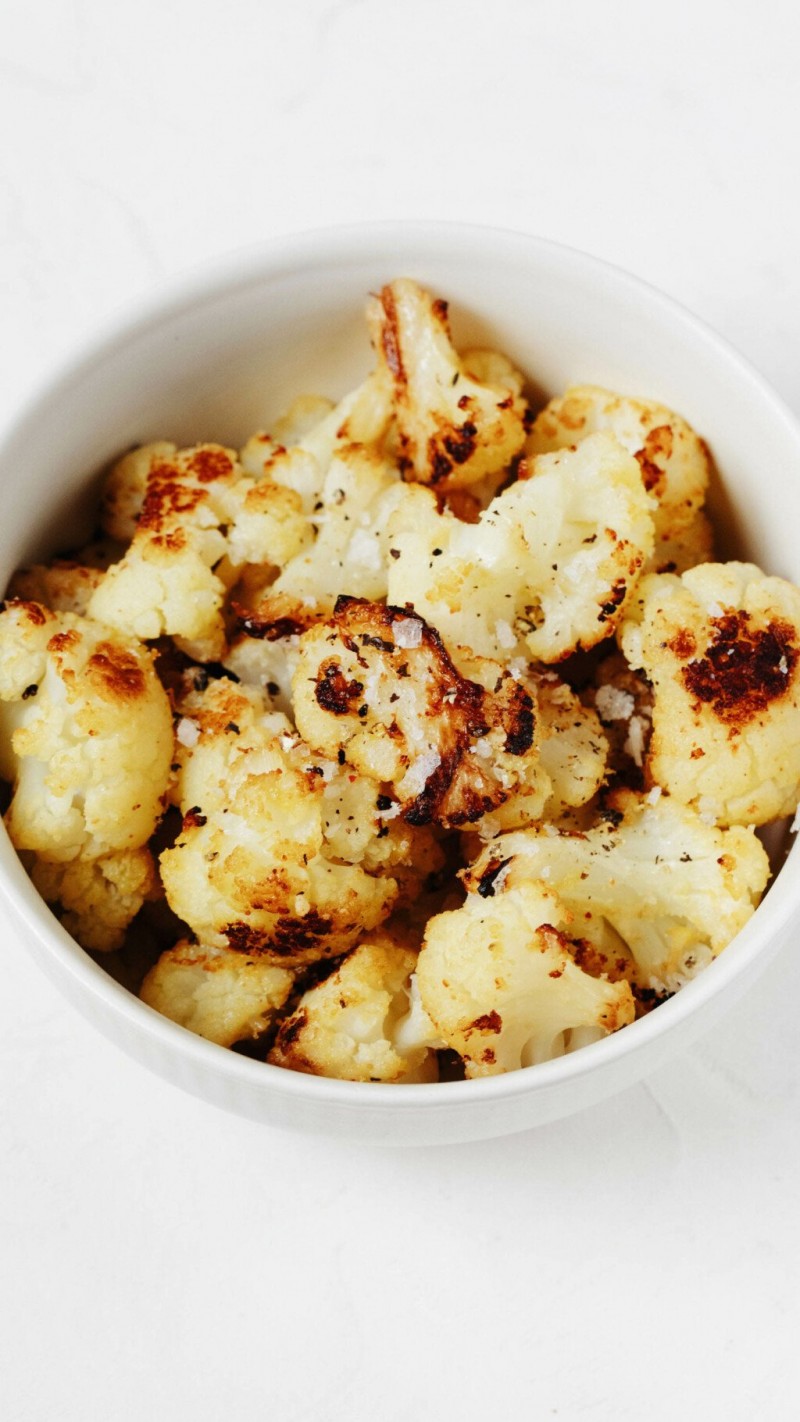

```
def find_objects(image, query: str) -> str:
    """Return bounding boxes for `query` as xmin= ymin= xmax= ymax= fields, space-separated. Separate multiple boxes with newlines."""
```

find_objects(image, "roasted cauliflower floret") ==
xmin=367 ymin=278 xmax=527 ymax=489
xmin=454 ymin=659 xmax=608 ymax=838
xmin=269 ymin=928 xmax=438 ymax=1082
xmin=8 ymin=560 xmax=106 ymax=617
xmin=31 ymin=847 xmax=158 ymax=952
xmin=647 ymin=509 xmax=715 ymax=576
xmin=387 ymin=431 xmax=655 ymax=664
xmin=140 ymin=940 xmax=293 ymax=1047
xmin=100 ymin=441 xmax=179 ymax=542
xmin=528 ymin=385 xmax=710 ymax=543
xmin=527 ymin=669 xmax=608 ymax=816
xmin=416 ymin=880 xmax=634 ymax=1075
xmin=239 ymin=373 xmax=391 ymax=511
xmin=292 ymin=598 xmax=548 ymax=830
xmin=465 ymin=790 xmax=769 ymax=993
xmin=8 ymin=540 xmax=127 ymax=618
xmin=0 ymin=601 xmax=172 ymax=859
xmin=89 ymin=443 xmax=310 ymax=660
xmin=620 ymin=562 xmax=800 ymax=825
xmin=223 ymin=627 xmax=302 ymax=719
xmin=160 ymin=677 xmax=433 ymax=967
xmin=247 ymin=443 xmax=407 ymax=630
xmin=238 ymin=439 xmax=325 ymax=517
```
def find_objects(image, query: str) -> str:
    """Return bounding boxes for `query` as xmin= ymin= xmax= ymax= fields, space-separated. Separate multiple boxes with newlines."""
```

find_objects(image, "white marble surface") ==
xmin=2 ymin=2 xmax=800 ymax=1417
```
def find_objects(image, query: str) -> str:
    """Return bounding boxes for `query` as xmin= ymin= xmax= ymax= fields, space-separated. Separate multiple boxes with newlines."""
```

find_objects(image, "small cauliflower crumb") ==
xmin=594 ymin=684 xmax=635 ymax=722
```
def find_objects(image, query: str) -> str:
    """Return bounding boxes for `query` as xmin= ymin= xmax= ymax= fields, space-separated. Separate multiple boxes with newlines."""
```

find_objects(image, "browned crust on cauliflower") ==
xmin=678 ymin=610 xmax=799 ymax=727
xmin=367 ymin=279 xmax=527 ymax=490
xmin=295 ymin=596 xmax=536 ymax=828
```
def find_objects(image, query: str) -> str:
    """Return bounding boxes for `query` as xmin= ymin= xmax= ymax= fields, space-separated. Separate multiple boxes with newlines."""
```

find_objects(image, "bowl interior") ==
xmin=2 ymin=223 xmax=800 ymax=1141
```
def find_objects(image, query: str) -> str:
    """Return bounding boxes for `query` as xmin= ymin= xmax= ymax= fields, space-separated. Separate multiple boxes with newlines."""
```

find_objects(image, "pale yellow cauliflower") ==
xmin=367 ymin=278 xmax=528 ymax=489
xmin=292 ymin=597 xmax=548 ymax=830
xmin=387 ymin=431 xmax=655 ymax=664
xmin=464 ymin=790 xmax=770 ymax=993
xmin=247 ymin=443 xmax=407 ymax=630
xmin=524 ymin=669 xmax=609 ymax=818
xmin=0 ymin=601 xmax=172 ymax=860
xmin=8 ymin=560 xmax=106 ymax=617
xmin=647 ymin=510 xmax=715 ymax=576
xmin=222 ymin=626 xmax=302 ymax=719
xmin=528 ymin=384 xmax=710 ymax=544
xmin=455 ymin=658 xmax=609 ymax=837
xmin=89 ymin=443 xmax=310 ymax=660
xmin=240 ymin=373 xmax=391 ymax=507
xmin=141 ymin=940 xmax=293 ymax=1047
xmin=160 ymin=676 xmax=440 ymax=967
xmin=8 ymin=539 xmax=125 ymax=618
xmin=31 ymin=848 xmax=158 ymax=952
xmin=620 ymin=562 xmax=800 ymax=825
xmin=269 ymin=928 xmax=438 ymax=1082
xmin=416 ymin=880 xmax=635 ymax=1075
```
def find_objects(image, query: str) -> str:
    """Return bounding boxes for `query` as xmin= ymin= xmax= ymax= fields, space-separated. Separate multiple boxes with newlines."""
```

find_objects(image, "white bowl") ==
xmin=2 ymin=222 xmax=799 ymax=1146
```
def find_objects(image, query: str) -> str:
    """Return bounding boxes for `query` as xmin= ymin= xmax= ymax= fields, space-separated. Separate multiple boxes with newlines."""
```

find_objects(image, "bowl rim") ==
xmin=2 ymin=217 xmax=799 ymax=1112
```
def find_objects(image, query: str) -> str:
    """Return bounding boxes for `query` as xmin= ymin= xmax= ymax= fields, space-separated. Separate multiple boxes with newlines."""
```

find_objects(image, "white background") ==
xmin=2 ymin=2 xmax=800 ymax=1418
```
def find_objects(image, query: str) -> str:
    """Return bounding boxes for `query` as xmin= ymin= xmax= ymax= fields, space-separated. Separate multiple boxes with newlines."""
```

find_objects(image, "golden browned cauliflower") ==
xmin=100 ymin=441 xmax=179 ymax=542
xmin=292 ymin=597 xmax=549 ymax=830
xmin=140 ymin=940 xmax=294 ymax=1047
xmin=386 ymin=431 xmax=655 ymax=664
xmin=464 ymin=789 xmax=770 ymax=993
xmin=366 ymin=278 xmax=528 ymax=489
xmin=269 ymin=927 xmax=438 ymax=1082
xmin=0 ymin=601 xmax=172 ymax=860
xmin=89 ymin=443 xmax=310 ymax=660
xmin=620 ymin=562 xmax=800 ymax=825
xmin=160 ymin=676 xmax=439 ymax=968
xmin=416 ymin=880 xmax=634 ymax=1075
xmin=528 ymin=384 xmax=710 ymax=545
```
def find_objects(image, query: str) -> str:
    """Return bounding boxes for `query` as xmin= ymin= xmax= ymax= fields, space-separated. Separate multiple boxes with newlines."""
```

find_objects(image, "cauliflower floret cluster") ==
xmin=386 ymin=431 xmax=656 ymax=664
xmin=140 ymin=940 xmax=294 ymax=1047
xmin=620 ymin=562 xmax=800 ymax=825
xmin=269 ymin=927 xmax=438 ymax=1083
xmin=0 ymin=600 xmax=172 ymax=948
xmin=416 ymin=880 xmax=634 ymax=1075
xmin=161 ymin=676 xmax=440 ymax=967
xmin=461 ymin=792 xmax=770 ymax=994
xmin=528 ymin=384 xmax=712 ymax=560
xmin=292 ymin=596 xmax=549 ymax=829
xmin=1 ymin=277 xmax=796 ymax=1085
xmin=89 ymin=442 xmax=311 ymax=660
xmin=366 ymin=278 xmax=528 ymax=489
